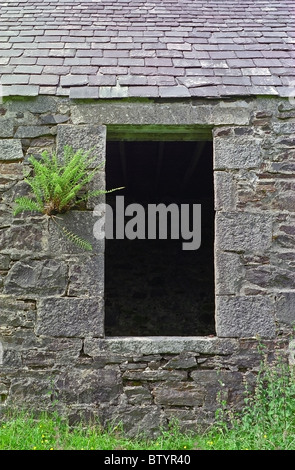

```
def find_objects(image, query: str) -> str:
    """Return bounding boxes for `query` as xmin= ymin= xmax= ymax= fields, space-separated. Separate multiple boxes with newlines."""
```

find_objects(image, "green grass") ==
xmin=0 ymin=413 xmax=198 ymax=451
xmin=1 ymin=355 xmax=295 ymax=450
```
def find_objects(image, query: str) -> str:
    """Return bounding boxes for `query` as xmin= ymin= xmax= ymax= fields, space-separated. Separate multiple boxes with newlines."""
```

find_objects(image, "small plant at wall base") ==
xmin=13 ymin=145 xmax=122 ymax=251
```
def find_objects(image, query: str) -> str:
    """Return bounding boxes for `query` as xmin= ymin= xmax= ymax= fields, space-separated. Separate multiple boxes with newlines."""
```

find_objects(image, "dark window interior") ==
xmin=105 ymin=140 xmax=215 ymax=336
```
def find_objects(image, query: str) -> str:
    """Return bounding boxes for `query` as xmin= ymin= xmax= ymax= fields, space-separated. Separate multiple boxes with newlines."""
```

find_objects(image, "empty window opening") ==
xmin=105 ymin=140 xmax=215 ymax=336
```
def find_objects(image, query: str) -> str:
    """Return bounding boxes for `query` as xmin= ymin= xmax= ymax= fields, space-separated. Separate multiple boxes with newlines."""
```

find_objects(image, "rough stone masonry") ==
xmin=0 ymin=95 xmax=294 ymax=436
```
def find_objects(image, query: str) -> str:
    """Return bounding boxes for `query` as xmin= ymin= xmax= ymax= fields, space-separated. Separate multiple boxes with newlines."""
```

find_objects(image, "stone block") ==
xmin=0 ymin=296 xmax=36 ymax=329
xmin=84 ymin=336 xmax=238 ymax=357
xmin=38 ymin=337 xmax=82 ymax=364
xmin=216 ymin=295 xmax=276 ymax=338
xmin=0 ymin=341 xmax=3 ymax=366
xmin=0 ymin=139 xmax=23 ymax=161
xmin=0 ymin=163 xmax=23 ymax=188
xmin=0 ymin=120 xmax=14 ymax=138
xmin=14 ymin=126 xmax=55 ymax=139
xmin=0 ymin=219 xmax=49 ymax=256
xmin=213 ymin=129 xmax=262 ymax=169
xmin=22 ymin=350 xmax=56 ymax=368
xmin=215 ymin=211 xmax=272 ymax=253
xmin=124 ymin=386 xmax=153 ymax=405
xmin=4 ymin=259 xmax=68 ymax=296
xmin=152 ymin=383 xmax=205 ymax=407
xmin=48 ymin=210 xmax=104 ymax=255
xmin=36 ymin=297 xmax=104 ymax=337
xmin=0 ymin=254 xmax=10 ymax=270
xmin=56 ymin=124 xmax=106 ymax=168
xmin=215 ymin=251 xmax=245 ymax=294
xmin=98 ymin=404 xmax=164 ymax=438
xmin=68 ymin=255 xmax=104 ymax=297
xmin=211 ymin=102 xmax=251 ymax=125
xmin=191 ymin=369 xmax=244 ymax=409
xmin=214 ymin=171 xmax=236 ymax=211
xmin=55 ymin=369 xmax=122 ymax=404
xmin=275 ymin=292 xmax=295 ymax=326
xmin=122 ymin=368 xmax=187 ymax=382
xmin=70 ymin=101 xmax=249 ymax=127
xmin=7 ymin=376 xmax=53 ymax=406
xmin=246 ymin=265 xmax=295 ymax=290
xmin=163 ymin=353 xmax=198 ymax=369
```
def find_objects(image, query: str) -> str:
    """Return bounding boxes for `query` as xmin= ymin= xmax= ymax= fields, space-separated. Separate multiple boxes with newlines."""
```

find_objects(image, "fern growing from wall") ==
xmin=13 ymin=145 xmax=121 ymax=251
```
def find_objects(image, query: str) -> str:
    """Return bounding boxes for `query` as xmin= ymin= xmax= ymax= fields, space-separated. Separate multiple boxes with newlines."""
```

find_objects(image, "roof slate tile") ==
xmin=0 ymin=0 xmax=294 ymax=98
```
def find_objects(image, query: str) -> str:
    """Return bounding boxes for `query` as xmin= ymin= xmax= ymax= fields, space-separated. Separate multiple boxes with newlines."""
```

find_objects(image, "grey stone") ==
xmin=85 ymin=171 xmax=106 ymax=209
xmin=0 ymin=120 xmax=14 ymax=138
xmin=213 ymin=129 xmax=262 ymax=169
xmin=122 ymin=368 xmax=187 ymax=382
xmin=0 ymin=296 xmax=36 ymax=329
xmin=215 ymin=251 xmax=245 ymax=295
xmin=2 ymin=349 xmax=22 ymax=368
xmin=216 ymin=295 xmax=276 ymax=338
xmin=3 ymin=97 xmax=57 ymax=118
xmin=40 ymin=114 xmax=69 ymax=124
xmin=214 ymin=171 xmax=236 ymax=211
xmin=0 ymin=342 xmax=3 ymax=366
xmin=98 ymin=404 xmax=164 ymax=438
xmin=14 ymin=126 xmax=55 ymax=139
xmin=27 ymin=96 xmax=58 ymax=114
xmin=191 ymin=369 xmax=244 ymax=409
xmin=70 ymin=101 xmax=249 ymax=127
xmin=84 ymin=337 xmax=239 ymax=357
xmin=163 ymin=353 xmax=198 ymax=369
xmin=0 ymin=205 xmax=13 ymax=228
xmin=22 ymin=350 xmax=56 ymax=368
xmin=246 ymin=265 xmax=295 ymax=290
xmin=36 ymin=297 xmax=104 ymax=337
xmin=124 ymin=386 xmax=153 ymax=405
xmin=152 ymin=383 xmax=205 ymax=407
xmin=48 ymin=211 xmax=104 ymax=255
xmin=0 ymin=162 xmax=23 ymax=189
xmin=7 ymin=376 xmax=53 ymax=407
xmin=0 ymin=254 xmax=10 ymax=270
xmin=215 ymin=211 xmax=272 ymax=253
xmin=0 ymin=219 xmax=49 ymax=256
xmin=4 ymin=259 xmax=68 ymax=296
xmin=55 ymin=369 xmax=122 ymax=405
xmin=68 ymin=255 xmax=104 ymax=297
xmin=0 ymin=139 xmax=23 ymax=161
xmin=275 ymin=292 xmax=295 ymax=326
xmin=38 ymin=337 xmax=82 ymax=364
xmin=56 ymin=124 xmax=106 ymax=168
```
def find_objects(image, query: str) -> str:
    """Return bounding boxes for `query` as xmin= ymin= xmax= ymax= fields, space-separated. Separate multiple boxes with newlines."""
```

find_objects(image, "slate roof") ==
xmin=0 ymin=0 xmax=294 ymax=99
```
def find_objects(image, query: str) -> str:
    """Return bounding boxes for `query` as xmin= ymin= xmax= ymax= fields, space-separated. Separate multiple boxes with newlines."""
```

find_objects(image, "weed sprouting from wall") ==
xmin=13 ymin=145 xmax=122 ymax=250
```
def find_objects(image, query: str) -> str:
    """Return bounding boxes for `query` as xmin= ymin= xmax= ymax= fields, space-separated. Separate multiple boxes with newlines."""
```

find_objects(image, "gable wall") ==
xmin=0 ymin=95 xmax=294 ymax=434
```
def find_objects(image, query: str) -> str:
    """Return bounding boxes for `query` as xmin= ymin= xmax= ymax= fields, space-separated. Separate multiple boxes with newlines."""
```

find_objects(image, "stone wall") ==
xmin=0 ymin=95 xmax=294 ymax=435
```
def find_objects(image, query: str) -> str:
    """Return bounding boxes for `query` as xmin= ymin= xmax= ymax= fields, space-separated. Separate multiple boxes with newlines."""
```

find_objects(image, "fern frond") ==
xmin=60 ymin=226 xmax=93 ymax=251
xmin=12 ymin=145 xmax=122 ymax=251
xmin=77 ymin=186 xmax=125 ymax=203
xmin=13 ymin=197 xmax=43 ymax=216
xmin=51 ymin=216 xmax=93 ymax=251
